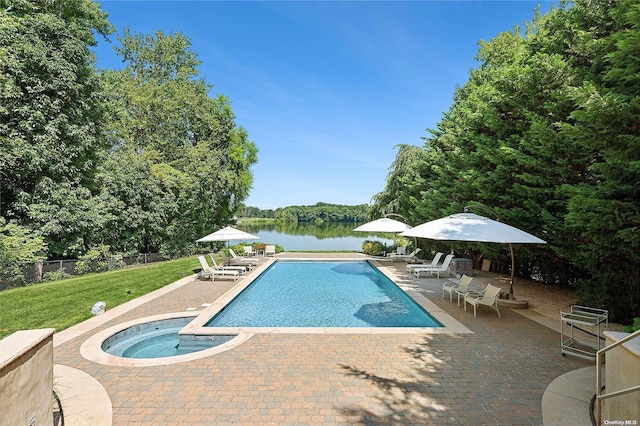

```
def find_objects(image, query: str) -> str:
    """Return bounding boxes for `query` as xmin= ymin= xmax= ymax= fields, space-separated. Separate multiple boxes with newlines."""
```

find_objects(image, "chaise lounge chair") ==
xmin=229 ymin=248 xmax=259 ymax=265
xmin=412 ymin=254 xmax=454 ymax=278
xmin=220 ymin=250 xmax=254 ymax=270
xmin=387 ymin=246 xmax=406 ymax=258
xmin=389 ymin=248 xmax=422 ymax=262
xmin=209 ymin=253 xmax=247 ymax=274
xmin=197 ymin=256 xmax=240 ymax=281
xmin=442 ymin=274 xmax=473 ymax=303
xmin=406 ymin=252 xmax=444 ymax=272
xmin=464 ymin=283 xmax=502 ymax=318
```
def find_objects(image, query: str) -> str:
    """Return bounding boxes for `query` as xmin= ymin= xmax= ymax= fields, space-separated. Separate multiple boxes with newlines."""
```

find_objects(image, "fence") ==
xmin=1 ymin=253 xmax=164 ymax=291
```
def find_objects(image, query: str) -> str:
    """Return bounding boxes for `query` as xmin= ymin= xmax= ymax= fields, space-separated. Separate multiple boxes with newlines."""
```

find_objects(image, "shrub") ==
xmin=362 ymin=240 xmax=384 ymax=256
xmin=0 ymin=219 xmax=47 ymax=286
xmin=624 ymin=317 xmax=640 ymax=333
xmin=75 ymin=246 xmax=125 ymax=274
xmin=43 ymin=270 xmax=73 ymax=282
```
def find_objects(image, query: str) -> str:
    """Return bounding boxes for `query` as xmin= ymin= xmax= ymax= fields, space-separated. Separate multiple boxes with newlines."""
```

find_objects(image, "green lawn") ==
xmin=0 ymin=257 xmax=200 ymax=338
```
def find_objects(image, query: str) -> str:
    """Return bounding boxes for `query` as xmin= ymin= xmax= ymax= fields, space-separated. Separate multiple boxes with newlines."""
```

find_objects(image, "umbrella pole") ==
xmin=508 ymin=243 xmax=515 ymax=299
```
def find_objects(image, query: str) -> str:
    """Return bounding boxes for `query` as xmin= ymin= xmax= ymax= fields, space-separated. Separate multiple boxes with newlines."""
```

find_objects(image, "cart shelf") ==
xmin=561 ymin=305 xmax=608 ymax=360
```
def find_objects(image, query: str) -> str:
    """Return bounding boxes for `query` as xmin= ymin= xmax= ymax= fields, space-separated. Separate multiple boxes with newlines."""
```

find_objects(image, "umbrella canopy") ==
xmin=400 ymin=213 xmax=546 ymax=244
xmin=400 ymin=213 xmax=546 ymax=297
xmin=196 ymin=226 xmax=260 ymax=243
xmin=353 ymin=218 xmax=412 ymax=233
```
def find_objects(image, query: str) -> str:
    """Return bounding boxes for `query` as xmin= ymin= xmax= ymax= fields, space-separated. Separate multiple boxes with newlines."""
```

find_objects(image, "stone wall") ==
xmin=603 ymin=331 xmax=640 ymax=423
xmin=0 ymin=329 xmax=55 ymax=426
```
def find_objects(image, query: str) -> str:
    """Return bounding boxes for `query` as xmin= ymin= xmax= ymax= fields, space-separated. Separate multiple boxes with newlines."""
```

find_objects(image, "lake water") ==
xmin=236 ymin=222 xmax=397 ymax=251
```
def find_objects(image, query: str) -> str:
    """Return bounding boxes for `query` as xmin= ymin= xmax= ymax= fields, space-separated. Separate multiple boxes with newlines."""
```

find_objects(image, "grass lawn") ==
xmin=0 ymin=257 xmax=200 ymax=338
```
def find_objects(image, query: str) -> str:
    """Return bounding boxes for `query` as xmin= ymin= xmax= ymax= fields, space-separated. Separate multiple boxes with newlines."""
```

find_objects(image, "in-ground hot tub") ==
xmin=80 ymin=312 xmax=253 ymax=366
xmin=101 ymin=316 xmax=235 ymax=359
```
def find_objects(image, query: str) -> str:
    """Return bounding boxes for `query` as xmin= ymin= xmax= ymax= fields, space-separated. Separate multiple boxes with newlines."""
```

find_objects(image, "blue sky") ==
xmin=93 ymin=1 xmax=554 ymax=210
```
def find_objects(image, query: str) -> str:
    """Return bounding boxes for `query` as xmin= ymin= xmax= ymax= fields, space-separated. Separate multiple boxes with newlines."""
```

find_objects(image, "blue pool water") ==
xmin=205 ymin=261 xmax=442 ymax=328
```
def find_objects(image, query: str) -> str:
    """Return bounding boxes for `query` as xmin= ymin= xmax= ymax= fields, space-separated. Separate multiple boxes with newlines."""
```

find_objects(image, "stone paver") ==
xmin=54 ymin=254 xmax=591 ymax=425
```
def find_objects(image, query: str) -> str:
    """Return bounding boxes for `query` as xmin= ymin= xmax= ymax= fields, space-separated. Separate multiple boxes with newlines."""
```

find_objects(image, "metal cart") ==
xmin=560 ymin=305 xmax=608 ymax=360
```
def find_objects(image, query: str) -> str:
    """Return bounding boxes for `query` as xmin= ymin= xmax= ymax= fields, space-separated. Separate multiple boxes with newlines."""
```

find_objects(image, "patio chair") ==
xmin=406 ymin=252 xmax=444 ymax=272
xmin=229 ymin=248 xmax=259 ymax=265
xmin=412 ymin=254 xmax=454 ymax=278
xmin=464 ymin=283 xmax=502 ymax=318
xmin=389 ymin=248 xmax=422 ymax=262
xmin=243 ymin=245 xmax=257 ymax=257
xmin=209 ymin=253 xmax=247 ymax=274
xmin=442 ymin=274 xmax=473 ymax=303
xmin=197 ymin=256 xmax=240 ymax=281
xmin=265 ymin=244 xmax=276 ymax=257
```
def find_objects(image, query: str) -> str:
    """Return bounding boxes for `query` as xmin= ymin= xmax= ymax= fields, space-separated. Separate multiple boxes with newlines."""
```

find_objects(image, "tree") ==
xmin=100 ymin=30 xmax=257 ymax=254
xmin=369 ymin=145 xmax=429 ymax=226
xmin=0 ymin=0 xmax=112 ymax=221
xmin=0 ymin=218 xmax=47 ymax=288
xmin=561 ymin=1 xmax=640 ymax=322
xmin=371 ymin=0 xmax=640 ymax=321
xmin=1 ymin=0 xmax=114 ymax=258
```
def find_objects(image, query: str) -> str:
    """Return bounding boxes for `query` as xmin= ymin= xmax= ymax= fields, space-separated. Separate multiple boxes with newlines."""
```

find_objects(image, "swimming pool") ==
xmin=205 ymin=261 xmax=442 ymax=328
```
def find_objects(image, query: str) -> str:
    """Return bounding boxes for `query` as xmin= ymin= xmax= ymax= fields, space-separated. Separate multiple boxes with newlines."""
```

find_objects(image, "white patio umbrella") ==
xmin=196 ymin=226 xmax=260 ymax=246
xmin=400 ymin=213 xmax=546 ymax=297
xmin=354 ymin=217 xmax=415 ymax=255
xmin=353 ymin=218 xmax=412 ymax=233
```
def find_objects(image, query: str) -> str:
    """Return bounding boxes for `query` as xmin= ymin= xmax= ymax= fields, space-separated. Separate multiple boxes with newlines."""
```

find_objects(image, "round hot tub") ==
xmin=80 ymin=312 xmax=252 ymax=366
xmin=101 ymin=316 xmax=235 ymax=359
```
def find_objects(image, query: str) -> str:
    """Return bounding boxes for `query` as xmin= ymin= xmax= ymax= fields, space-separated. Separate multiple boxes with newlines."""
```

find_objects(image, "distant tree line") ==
xmin=370 ymin=0 xmax=640 ymax=322
xmin=241 ymin=203 xmax=368 ymax=223
xmin=1 ymin=1 xmax=257 ymax=285
xmin=274 ymin=203 xmax=368 ymax=223
xmin=240 ymin=206 xmax=277 ymax=219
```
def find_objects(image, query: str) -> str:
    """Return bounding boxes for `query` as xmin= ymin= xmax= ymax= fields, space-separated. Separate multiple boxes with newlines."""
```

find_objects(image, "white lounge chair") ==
xmin=229 ymin=248 xmax=258 ymax=265
xmin=413 ymin=254 xmax=454 ymax=278
xmin=197 ymin=256 xmax=240 ymax=281
xmin=386 ymin=246 xmax=406 ymax=258
xmin=220 ymin=250 xmax=254 ymax=269
xmin=265 ymin=244 xmax=276 ymax=257
xmin=406 ymin=252 xmax=444 ymax=272
xmin=209 ymin=253 xmax=247 ymax=274
xmin=389 ymin=248 xmax=422 ymax=262
xmin=464 ymin=283 xmax=502 ymax=318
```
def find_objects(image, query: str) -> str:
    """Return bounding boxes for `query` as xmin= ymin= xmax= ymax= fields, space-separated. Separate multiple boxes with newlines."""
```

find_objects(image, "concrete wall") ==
xmin=0 ymin=329 xmax=55 ymax=426
xmin=603 ymin=331 xmax=640 ymax=423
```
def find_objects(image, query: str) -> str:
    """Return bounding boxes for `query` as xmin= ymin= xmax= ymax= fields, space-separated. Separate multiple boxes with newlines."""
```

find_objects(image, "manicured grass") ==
xmin=0 ymin=257 xmax=200 ymax=338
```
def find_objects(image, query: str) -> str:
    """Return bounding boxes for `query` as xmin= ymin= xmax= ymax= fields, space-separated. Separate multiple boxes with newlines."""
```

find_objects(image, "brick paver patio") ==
xmin=54 ymin=254 xmax=590 ymax=425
